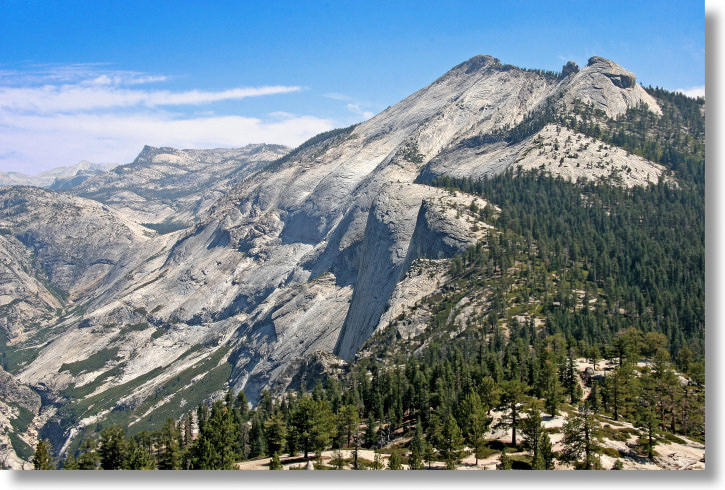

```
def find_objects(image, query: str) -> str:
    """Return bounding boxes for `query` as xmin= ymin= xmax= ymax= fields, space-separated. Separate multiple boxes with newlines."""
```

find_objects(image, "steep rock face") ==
xmin=227 ymin=273 xmax=353 ymax=402
xmin=335 ymin=186 xmax=489 ymax=359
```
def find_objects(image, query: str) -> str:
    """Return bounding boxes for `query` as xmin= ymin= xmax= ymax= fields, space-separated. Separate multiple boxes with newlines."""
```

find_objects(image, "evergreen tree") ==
xmin=182 ymin=412 xmax=193 ymax=448
xmin=32 ymin=439 xmax=54 ymax=470
xmin=264 ymin=413 xmax=287 ymax=456
xmin=235 ymin=390 xmax=249 ymax=420
xmin=499 ymin=379 xmax=528 ymax=446
xmin=387 ymin=449 xmax=402 ymax=470
xmin=190 ymin=401 xmax=239 ymax=469
xmin=289 ymin=396 xmax=334 ymax=461
xmin=249 ymin=414 xmax=267 ymax=458
xmin=521 ymin=404 xmax=544 ymax=466
xmin=371 ymin=449 xmax=384 ymax=470
xmin=438 ymin=413 xmax=464 ymax=469
xmin=561 ymin=404 xmax=601 ymax=469
xmin=337 ymin=404 xmax=359 ymax=448
xmin=460 ymin=391 xmax=490 ymax=466
xmin=607 ymin=363 xmax=634 ymax=421
xmin=363 ymin=417 xmax=377 ymax=449
xmin=635 ymin=368 xmax=660 ymax=460
xmin=157 ymin=419 xmax=181 ymax=470
xmin=423 ymin=439 xmax=435 ymax=470
xmin=498 ymin=448 xmax=512 ymax=470
xmin=269 ymin=452 xmax=282 ymax=470
xmin=331 ymin=449 xmax=345 ymax=470
xmin=124 ymin=439 xmax=153 ymax=470
xmin=62 ymin=452 xmax=79 ymax=470
xmin=542 ymin=360 xmax=563 ymax=416
xmin=539 ymin=432 xmax=555 ymax=470
xmin=408 ymin=419 xmax=425 ymax=470
xmin=77 ymin=439 xmax=100 ymax=470
xmin=98 ymin=425 xmax=127 ymax=470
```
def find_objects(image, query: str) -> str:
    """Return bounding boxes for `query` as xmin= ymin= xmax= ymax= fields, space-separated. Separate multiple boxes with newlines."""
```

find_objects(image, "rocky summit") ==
xmin=0 ymin=55 xmax=670 ymax=466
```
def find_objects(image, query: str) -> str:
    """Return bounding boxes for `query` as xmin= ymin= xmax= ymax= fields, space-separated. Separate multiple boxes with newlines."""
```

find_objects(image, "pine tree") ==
xmin=499 ymin=379 xmax=528 ymax=446
xmin=32 ymin=439 xmax=54 ymax=470
xmin=423 ymin=439 xmax=435 ymax=470
xmin=77 ymin=438 xmax=100 ymax=470
xmin=387 ymin=449 xmax=402 ymax=470
xmin=408 ymin=419 xmax=425 ymax=470
xmin=157 ymin=419 xmax=181 ymax=470
xmin=182 ymin=412 xmax=193 ymax=448
xmin=331 ymin=449 xmax=345 ymax=470
xmin=371 ymin=449 xmax=384 ymax=470
xmin=587 ymin=382 xmax=600 ymax=412
xmin=438 ymin=413 xmax=464 ymax=469
xmin=235 ymin=390 xmax=249 ymax=420
xmin=289 ymin=396 xmax=334 ymax=462
xmin=363 ymin=416 xmax=377 ymax=449
xmin=269 ymin=451 xmax=282 ymax=470
xmin=196 ymin=404 xmax=209 ymax=433
xmin=264 ymin=413 xmax=287 ymax=456
xmin=99 ymin=425 xmax=127 ymax=470
xmin=498 ymin=448 xmax=512 ymax=470
xmin=635 ymin=368 xmax=660 ymax=460
xmin=561 ymin=404 xmax=601 ymax=469
xmin=190 ymin=401 xmax=240 ymax=469
xmin=521 ymin=404 xmax=544 ymax=466
xmin=607 ymin=362 xmax=634 ymax=421
xmin=564 ymin=350 xmax=581 ymax=404
xmin=124 ymin=439 xmax=153 ymax=470
xmin=539 ymin=432 xmax=554 ymax=470
xmin=62 ymin=452 xmax=79 ymax=470
xmin=337 ymin=404 xmax=359 ymax=448
xmin=352 ymin=433 xmax=360 ymax=470
xmin=249 ymin=414 xmax=267 ymax=458
xmin=542 ymin=360 xmax=563 ymax=416
xmin=460 ymin=391 xmax=491 ymax=466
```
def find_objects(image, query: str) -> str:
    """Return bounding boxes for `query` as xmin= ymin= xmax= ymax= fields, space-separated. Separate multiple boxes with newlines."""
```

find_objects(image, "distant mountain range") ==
xmin=0 ymin=161 xmax=117 ymax=188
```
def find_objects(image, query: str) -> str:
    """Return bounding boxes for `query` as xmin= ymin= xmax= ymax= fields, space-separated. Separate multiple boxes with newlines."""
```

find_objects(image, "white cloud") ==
xmin=325 ymin=92 xmax=375 ymax=120
xmin=346 ymin=103 xmax=374 ymax=119
xmin=323 ymin=92 xmax=352 ymax=101
xmin=0 ymin=64 xmax=332 ymax=174
xmin=0 ymin=84 xmax=302 ymax=113
xmin=0 ymin=64 xmax=165 ymax=86
xmin=0 ymin=111 xmax=333 ymax=175
xmin=675 ymin=85 xmax=705 ymax=98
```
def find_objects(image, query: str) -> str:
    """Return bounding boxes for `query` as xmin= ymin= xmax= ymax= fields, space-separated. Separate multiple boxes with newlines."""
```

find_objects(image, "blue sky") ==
xmin=0 ymin=0 xmax=705 ymax=174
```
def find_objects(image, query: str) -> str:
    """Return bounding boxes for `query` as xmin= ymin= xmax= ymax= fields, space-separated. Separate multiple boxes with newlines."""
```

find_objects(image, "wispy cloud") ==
xmin=0 ymin=65 xmax=332 ymax=174
xmin=675 ymin=85 xmax=705 ymax=98
xmin=323 ymin=92 xmax=352 ymax=102
xmin=346 ymin=103 xmax=374 ymax=120
xmin=0 ymin=63 xmax=165 ymax=86
xmin=0 ymin=84 xmax=302 ymax=113
xmin=324 ymin=92 xmax=375 ymax=120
